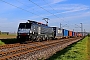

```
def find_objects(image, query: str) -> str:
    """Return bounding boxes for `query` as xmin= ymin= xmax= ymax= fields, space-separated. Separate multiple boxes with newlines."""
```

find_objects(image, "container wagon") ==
xmin=68 ymin=30 xmax=73 ymax=37
xmin=77 ymin=32 xmax=82 ymax=37
xmin=74 ymin=32 xmax=76 ymax=37
xmin=72 ymin=32 xmax=75 ymax=37
xmin=63 ymin=29 xmax=68 ymax=38
xmin=52 ymin=27 xmax=63 ymax=39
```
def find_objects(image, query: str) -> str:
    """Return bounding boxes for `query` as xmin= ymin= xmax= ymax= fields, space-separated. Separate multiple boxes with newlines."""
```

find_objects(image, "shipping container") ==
xmin=76 ymin=33 xmax=78 ymax=36
xmin=68 ymin=30 xmax=72 ymax=37
xmin=63 ymin=29 xmax=68 ymax=37
xmin=72 ymin=32 xmax=75 ymax=36
xmin=52 ymin=27 xmax=63 ymax=38
xmin=76 ymin=32 xmax=78 ymax=36
xmin=77 ymin=32 xmax=82 ymax=37
xmin=74 ymin=32 xmax=77 ymax=36
xmin=83 ymin=32 xmax=88 ymax=36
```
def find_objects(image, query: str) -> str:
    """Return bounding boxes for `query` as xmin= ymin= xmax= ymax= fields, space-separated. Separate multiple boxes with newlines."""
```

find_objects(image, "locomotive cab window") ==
xmin=19 ymin=23 xmax=31 ymax=29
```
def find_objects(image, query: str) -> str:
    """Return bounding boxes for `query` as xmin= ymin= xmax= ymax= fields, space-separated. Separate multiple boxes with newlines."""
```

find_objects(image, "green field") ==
xmin=48 ymin=37 xmax=88 ymax=60
xmin=87 ymin=35 xmax=90 ymax=60
xmin=0 ymin=34 xmax=16 ymax=39
xmin=0 ymin=34 xmax=18 ymax=45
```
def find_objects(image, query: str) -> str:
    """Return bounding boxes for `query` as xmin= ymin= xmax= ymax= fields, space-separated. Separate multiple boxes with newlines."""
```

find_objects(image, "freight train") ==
xmin=17 ymin=20 xmax=84 ymax=42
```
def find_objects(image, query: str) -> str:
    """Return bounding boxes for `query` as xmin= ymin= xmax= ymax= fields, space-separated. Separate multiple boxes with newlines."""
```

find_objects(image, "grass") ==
xmin=1 ymin=38 xmax=18 ymax=44
xmin=0 ymin=40 xmax=5 ymax=45
xmin=0 ymin=34 xmax=18 ymax=44
xmin=87 ymin=36 xmax=90 ymax=60
xmin=48 ymin=37 xmax=88 ymax=60
xmin=0 ymin=34 xmax=16 ymax=39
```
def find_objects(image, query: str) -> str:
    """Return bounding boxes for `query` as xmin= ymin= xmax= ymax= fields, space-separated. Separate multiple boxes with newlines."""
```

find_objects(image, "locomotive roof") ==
xmin=28 ymin=20 xmax=50 ymax=27
xmin=19 ymin=21 xmax=51 ymax=28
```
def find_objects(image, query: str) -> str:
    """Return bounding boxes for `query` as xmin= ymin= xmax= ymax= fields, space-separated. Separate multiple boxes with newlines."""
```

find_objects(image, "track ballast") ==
xmin=0 ymin=37 xmax=82 ymax=60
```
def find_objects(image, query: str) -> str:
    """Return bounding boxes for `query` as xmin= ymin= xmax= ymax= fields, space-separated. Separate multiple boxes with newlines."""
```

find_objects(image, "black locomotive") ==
xmin=17 ymin=20 xmax=54 ymax=42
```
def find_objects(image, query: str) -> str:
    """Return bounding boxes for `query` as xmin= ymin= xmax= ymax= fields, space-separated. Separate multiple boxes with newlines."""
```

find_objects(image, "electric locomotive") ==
xmin=17 ymin=20 xmax=54 ymax=42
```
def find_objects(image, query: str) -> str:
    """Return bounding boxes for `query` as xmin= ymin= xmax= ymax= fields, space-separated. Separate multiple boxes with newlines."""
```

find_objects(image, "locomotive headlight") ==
xmin=30 ymin=30 xmax=32 ymax=33
xmin=27 ymin=33 xmax=29 ymax=35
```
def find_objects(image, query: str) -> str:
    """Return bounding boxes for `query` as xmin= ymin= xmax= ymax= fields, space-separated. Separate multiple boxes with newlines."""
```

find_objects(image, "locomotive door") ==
xmin=38 ymin=27 xmax=41 ymax=34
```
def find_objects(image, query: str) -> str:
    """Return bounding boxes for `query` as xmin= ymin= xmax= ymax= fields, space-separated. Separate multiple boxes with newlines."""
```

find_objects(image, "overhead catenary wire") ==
xmin=29 ymin=0 xmax=69 ymax=26
xmin=42 ymin=0 xmax=65 ymax=23
xmin=42 ymin=0 xmax=60 ymax=15
xmin=1 ymin=0 xmax=69 ymax=27
xmin=29 ymin=0 xmax=60 ymax=18
xmin=0 ymin=0 xmax=44 ymax=18
xmin=42 ymin=0 xmax=66 ymax=20
xmin=16 ymin=0 xmax=44 ymax=17
xmin=42 ymin=0 xmax=70 ymax=26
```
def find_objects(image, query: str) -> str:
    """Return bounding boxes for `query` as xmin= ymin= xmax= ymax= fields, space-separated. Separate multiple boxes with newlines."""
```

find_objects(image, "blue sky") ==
xmin=0 ymin=0 xmax=90 ymax=32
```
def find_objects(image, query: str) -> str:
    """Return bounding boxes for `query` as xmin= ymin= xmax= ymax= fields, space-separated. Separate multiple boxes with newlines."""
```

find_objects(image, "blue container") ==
xmin=63 ymin=29 xmax=68 ymax=37
xmin=72 ymin=32 xmax=75 ymax=36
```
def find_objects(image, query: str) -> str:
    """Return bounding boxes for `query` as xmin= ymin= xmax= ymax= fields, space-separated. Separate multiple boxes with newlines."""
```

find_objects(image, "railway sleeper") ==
xmin=0 ymin=38 xmax=82 ymax=60
xmin=0 ymin=43 xmax=58 ymax=59
xmin=0 ymin=44 xmax=27 ymax=50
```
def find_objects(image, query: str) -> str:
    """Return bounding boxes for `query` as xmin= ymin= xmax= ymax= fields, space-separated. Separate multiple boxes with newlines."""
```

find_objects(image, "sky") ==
xmin=0 ymin=0 xmax=90 ymax=33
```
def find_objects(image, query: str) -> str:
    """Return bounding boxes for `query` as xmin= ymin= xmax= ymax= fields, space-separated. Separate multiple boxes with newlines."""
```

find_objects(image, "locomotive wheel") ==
xmin=42 ymin=37 xmax=45 ymax=41
xmin=37 ymin=37 xmax=41 ymax=42
xmin=40 ymin=38 xmax=43 ymax=42
xmin=29 ymin=36 xmax=31 ymax=41
xmin=45 ymin=37 xmax=49 ymax=41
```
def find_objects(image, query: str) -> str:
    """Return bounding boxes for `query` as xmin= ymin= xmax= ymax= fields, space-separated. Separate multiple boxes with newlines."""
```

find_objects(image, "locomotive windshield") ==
xmin=19 ymin=23 xmax=31 ymax=29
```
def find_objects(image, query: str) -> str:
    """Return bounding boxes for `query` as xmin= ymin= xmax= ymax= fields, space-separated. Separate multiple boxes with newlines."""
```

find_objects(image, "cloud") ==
xmin=39 ymin=4 xmax=89 ymax=17
xmin=24 ymin=4 xmax=89 ymax=23
xmin=59 ymin=7 xmax=89 ymax=13
xmin=0 ymin=0 xmax=90 ymax=32
xmin=48 ymin=11 xmax=90 ymax=24
xmin=63 ymin=11 xmax=90 ymax=20
xmin=48 ymin=4 xmax=89 ymax=11
xmin=30 ymin=0 xmax=67 ymax=9
xmin=50 ymin=0 xmax=67 ymax=4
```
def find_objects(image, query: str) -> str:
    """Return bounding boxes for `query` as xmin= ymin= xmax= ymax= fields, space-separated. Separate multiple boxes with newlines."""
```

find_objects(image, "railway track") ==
xmin=0 ymin=37 xmax=82 ymax=60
